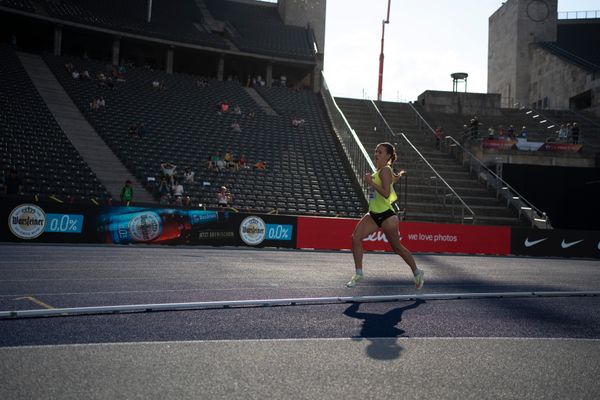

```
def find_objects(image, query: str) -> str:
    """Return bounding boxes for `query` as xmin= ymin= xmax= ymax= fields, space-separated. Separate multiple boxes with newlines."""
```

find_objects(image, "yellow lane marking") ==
xmin=15 ymin=296 xmax=55 ymax=309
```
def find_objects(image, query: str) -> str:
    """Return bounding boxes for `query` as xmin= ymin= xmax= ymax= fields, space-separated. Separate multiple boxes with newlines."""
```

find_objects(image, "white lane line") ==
xmin=2 ymin=336 xmax=600 ymax=350
xmin=0 ymin=284 xmax=593 ymax=298
xmin=1 ymin=290 xmax=599 ymax=319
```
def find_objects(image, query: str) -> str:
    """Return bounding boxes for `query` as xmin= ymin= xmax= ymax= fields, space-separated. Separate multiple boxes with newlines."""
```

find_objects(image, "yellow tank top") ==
xmin=368 ymin=165 xmax=397 ymax=213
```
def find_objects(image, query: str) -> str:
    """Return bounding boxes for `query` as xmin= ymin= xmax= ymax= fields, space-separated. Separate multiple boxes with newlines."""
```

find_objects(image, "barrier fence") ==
xmin=1 ymin=197 xmax=599 ymax=259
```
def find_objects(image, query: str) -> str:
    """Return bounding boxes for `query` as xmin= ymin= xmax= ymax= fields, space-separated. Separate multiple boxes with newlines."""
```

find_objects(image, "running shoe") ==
xmin=346 ymin=274 xmax=363 ymax=288
xmin=414 ymin=268 xmax=424 ymax=290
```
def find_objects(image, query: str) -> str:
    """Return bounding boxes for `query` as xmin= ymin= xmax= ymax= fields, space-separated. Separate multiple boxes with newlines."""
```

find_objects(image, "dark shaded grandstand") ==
xmin=0 ymin=44 xmax=108 ymax=200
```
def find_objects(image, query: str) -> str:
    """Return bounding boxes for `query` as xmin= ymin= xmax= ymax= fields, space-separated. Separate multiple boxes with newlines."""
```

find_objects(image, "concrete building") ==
xmin=488 ymin=0 xmax=600 ymax=116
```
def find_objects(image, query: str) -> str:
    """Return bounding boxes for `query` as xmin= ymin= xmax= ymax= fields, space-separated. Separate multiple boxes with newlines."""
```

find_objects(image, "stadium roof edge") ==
xmin=0 ymin=6 xmax=316 ymax=66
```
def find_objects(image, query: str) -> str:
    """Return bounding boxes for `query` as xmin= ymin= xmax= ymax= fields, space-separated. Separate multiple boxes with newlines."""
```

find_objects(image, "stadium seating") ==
xmin=43 ymin=54 xmax=364 ymax=216
xmin=0 ymin=44 xmax=109 ymax=200
xmin=0 ymin=0 xmax=34 ymax=13
xmin=204 ymin=0 xmax=314 ymax=59
xmin=34 ymin=0 xmax=227 ymax=49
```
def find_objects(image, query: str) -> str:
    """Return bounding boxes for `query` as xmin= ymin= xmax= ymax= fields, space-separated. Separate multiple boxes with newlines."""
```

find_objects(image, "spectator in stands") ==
xmin=161 ymin=162 xmax=177 ymax=184
xmin=434 ymin=126 xmax=443 ymax=148
xmin=231 ymin=120 xmax=242 ymax=133
xmin=217 ymin=186 xmax=233 ymax=208
xmin=571 ymin=122 xmax=580 ymax=144
xmin=172 ymin=179 xmax=184 ymax=205
xmin=120 ymin=180 xmax=133 ymax=205
xmin=487 ymin=127 xmax=496 ymax=139
xmin=72 ymin=70 xmax=80 ymax=80
xmin=566 ymin=123 xmax=573 ymax=142
xmin=470 ymin=116 xmax=480 ymax=138
xmin=519 ymin=126 xmax=528 ymax=140
xmin=89 ymin=98 xmax=98 ymax=111
xmin=247 ymin=111 xmax=256 ymax=120
xmin=81 ymin=70 xmax=90 ymax=80
xmin=159 ymin=80 xmax=166 ymax=90
xmin=238 ymin=154 xmax=248 ymax=169
xmin=157 ymin=177 xmax=171 ymax=205
xmin=224 ymin=150 xmax=236 ymax=170
xmin=292 ymin=117 xmax=306 ymax=127
xmin=254 ymin=161 xmax=267 ymax=170
xmin=184 ymin=167 xmax=195 ymax=184
xmin=207 ymin=153 xmax=216 ymax=171
xmin=219 ymin=100 xmax=230 ymax=114
xmin=128 ymin=123 xmax=139 ymax=137
xmin=232 ymin=104 xmax=242 ymax=115
xmin=152 ymin=80 xmax=160 ymax=89
xmin=65 ymin=62 xmax=74 ymax=73
xmin=558 ymin=124 xmax=568 ymax=142
xmin=97 ymin=97 xmax=106 ymax=108
xmin=280 ymin=75 xmax=287 ymax=87
xmin=4 ymin=169 xmax=22 ymax=195
xmin=215 ymin=157 xmax=226 ymax=172
xmin=498 ymin=125 xmax=505 ymax=139
xmin=507 ymin=125 xmax=515 ymax=139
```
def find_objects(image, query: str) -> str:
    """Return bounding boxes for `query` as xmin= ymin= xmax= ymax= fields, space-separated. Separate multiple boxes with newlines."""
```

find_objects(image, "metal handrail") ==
xmin=320 ymin=72 xmax=374 ymax=200
xmin=370 ymin=101 xmax=476 ymax=224
xmin=408 ymin=102 xmax=551 ymax=228
xmin=443 ymin=135 xmax=552 ymax=228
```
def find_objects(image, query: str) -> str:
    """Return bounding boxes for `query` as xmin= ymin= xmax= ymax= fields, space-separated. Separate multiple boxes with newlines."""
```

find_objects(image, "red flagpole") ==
xmin=377 ymin=0 xmax=391 ymax=101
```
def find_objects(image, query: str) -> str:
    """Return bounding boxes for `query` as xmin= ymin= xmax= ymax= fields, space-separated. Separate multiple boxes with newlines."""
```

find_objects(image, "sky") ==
xmin=322 ymin=0 xmax=600 ymax=102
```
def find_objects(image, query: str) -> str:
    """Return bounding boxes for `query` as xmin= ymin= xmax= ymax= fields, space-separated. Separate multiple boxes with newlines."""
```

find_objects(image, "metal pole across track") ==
xmin=1 ymin=291 xmax=599 ymax=319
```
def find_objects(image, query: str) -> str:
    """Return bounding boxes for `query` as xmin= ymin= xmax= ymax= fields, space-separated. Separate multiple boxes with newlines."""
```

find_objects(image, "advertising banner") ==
xmin=1 ymin=199 xmax=297 ymax=248
xmin=542 ymin=143 xmax=583 ymax=153
xmin=297 ymin=216 xmax=511 ymax=255
xmin=483 ymin=139 xmax=517 ymax=150
xmin=1 ymin=198 xmax=97 ymax=243
xmin=96 ymin=206 xmax=297 ymax=248
xmin=511 ymin=228 xmax=600 ymax=258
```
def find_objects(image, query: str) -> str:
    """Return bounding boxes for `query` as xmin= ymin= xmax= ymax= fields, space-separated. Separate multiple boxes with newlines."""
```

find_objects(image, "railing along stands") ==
xmin=408 ymin=103 xmax=552 ymax=229
xmin=371 ymin=101 xmax=476 ymax=224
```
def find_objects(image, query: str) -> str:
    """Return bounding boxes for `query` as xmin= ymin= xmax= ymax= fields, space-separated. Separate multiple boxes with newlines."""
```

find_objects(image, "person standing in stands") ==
xmin=346 ymin=142 xmax=424 ymax=290
xmin=217 ymin=186 xmax=232 ymax=208
xmin=571 ymin=122 xmax=580 ymax=144
xmin=120 ymin=180 xmax=133 ymax=205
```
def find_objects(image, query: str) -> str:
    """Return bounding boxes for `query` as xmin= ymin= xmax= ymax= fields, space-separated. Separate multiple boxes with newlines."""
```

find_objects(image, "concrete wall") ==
xmin=417 ymin=90 xmax=502 ymax=116
xmin=488 ymin=0 xmax=557 ymax=107
xmin=278 ymin=0 xmax=326 ymax=55
xmin=488 ymin=0 xmax=519 ymax=107
xmin=529 ymin=45 xmax=594 ymax=110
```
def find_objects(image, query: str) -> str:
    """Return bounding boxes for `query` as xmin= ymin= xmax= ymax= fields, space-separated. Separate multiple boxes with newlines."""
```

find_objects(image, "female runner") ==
xmin=346 ymin=142 xmax=424 ymax=289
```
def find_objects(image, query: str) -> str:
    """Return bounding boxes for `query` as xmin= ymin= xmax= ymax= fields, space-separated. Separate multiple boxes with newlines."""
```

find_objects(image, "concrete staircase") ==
xmin=17 ymin=52 xmax=156 ymax=204
xmin=335 ymin=97 xmax=525 ymax=226
xmin=244 ymin=87 xmax=278 ymax=116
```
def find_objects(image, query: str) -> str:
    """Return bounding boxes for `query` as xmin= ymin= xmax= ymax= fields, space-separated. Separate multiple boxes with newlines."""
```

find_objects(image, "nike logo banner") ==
xmin=512 ymin=228 xmax=600 ymax=258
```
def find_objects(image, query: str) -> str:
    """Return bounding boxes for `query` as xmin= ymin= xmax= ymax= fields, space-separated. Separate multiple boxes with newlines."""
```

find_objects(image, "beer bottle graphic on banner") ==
xmin=98 ymin=208 xmax=218 ymax=244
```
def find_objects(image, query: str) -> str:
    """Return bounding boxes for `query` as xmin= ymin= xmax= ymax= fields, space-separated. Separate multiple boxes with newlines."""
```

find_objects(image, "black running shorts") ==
xmin=369 ymin=209 xmax=396 ymax=228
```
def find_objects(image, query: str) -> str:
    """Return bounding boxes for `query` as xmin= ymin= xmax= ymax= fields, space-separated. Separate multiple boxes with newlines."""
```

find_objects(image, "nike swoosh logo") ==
xmin=561 ymin=239 xmax=583 ymax=249
xmin=524 ymin=237 xmax=547 ymax=247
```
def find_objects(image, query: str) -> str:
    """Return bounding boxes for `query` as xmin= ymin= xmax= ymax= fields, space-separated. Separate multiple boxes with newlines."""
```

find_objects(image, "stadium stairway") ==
xmin=335 ymin=98 xmax=525 ymax=226
xmin=244 ymin=87 xmax=278 ymax=116
xmin=17 ymin=52 xmax=155 ymax=203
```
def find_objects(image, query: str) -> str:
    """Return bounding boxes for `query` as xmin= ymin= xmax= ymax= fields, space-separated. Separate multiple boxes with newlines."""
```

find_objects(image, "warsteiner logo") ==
xmin=239 ymin=216 xmax=266 ymax=246
xmin=8 ymin=204 xmax=47 ymax=239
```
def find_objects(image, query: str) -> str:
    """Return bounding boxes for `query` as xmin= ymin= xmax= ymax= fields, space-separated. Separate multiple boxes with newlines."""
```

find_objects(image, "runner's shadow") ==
xmin=344 ymin=299 xmax=424 ymax=360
